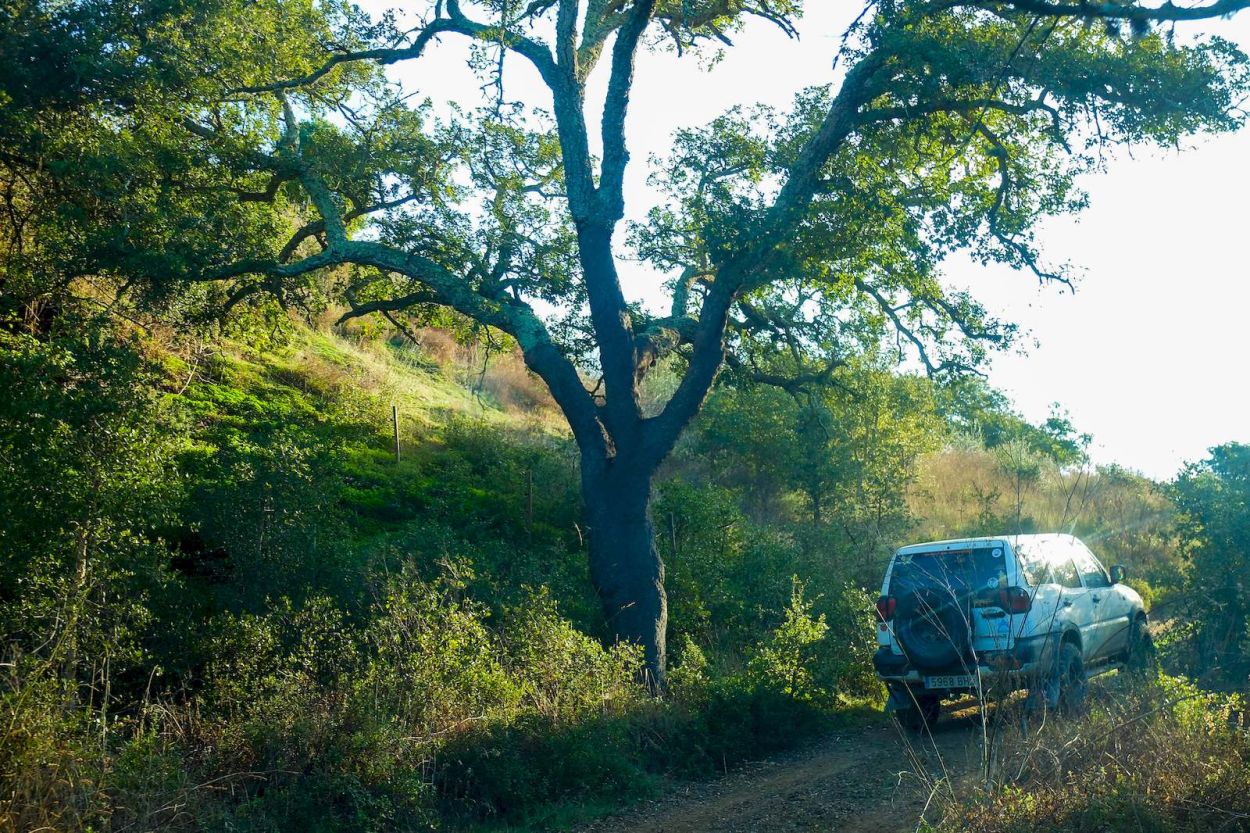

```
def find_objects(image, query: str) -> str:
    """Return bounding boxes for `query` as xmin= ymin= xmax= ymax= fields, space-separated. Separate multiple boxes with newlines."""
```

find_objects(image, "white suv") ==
xmin=872 ymin=533 xmax=1152 ymax=730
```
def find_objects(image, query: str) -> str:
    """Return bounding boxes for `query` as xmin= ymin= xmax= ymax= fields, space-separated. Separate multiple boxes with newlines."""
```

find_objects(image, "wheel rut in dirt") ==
xmin=579 ymin=717 xmax=982 ymax=833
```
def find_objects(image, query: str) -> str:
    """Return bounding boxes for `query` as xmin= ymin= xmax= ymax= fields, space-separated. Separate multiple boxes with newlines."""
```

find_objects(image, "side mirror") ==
xmin=1110 ymin=565 xmax=1127 ymax=584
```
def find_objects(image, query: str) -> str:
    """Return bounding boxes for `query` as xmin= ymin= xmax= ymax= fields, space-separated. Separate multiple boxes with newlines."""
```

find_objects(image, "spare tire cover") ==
xmin=895 ymin=585 xmax=973 ymax=670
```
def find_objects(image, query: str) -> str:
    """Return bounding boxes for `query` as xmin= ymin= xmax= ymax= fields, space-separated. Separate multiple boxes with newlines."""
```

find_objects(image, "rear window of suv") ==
xmin=889 ymin=547 xmax=1008 ymax=596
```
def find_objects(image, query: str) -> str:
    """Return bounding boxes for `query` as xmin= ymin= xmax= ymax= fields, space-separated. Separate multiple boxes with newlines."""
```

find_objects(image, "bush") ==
xmin=1126 ymin=576 xmax=1156 ymax=612
xmin=748 ymin=578 xmax=829 ymax=702
xmin=0 ymin=671 xmax=106 ymax=833
xmin=1172 ymin=444 xmax=1250 ymax=684
xmin=436 ymin=713 xmax=655 ymax=824
xmin=943 ymin=674 xmax=1250 ymax=833
xmin=0 ymin=317 xmax=930 ymax=831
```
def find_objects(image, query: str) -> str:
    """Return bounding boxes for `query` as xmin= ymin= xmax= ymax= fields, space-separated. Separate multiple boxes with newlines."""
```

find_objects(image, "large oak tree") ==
xmin=4 ymin=0 xmax=1247 ymax=685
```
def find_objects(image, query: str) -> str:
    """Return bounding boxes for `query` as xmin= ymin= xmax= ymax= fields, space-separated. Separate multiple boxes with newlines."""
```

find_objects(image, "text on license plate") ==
xmin=925 ymin=674 xmax=978 ymax=689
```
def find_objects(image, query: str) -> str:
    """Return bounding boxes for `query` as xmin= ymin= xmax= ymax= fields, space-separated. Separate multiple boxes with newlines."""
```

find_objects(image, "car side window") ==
xmin=1014 ymin=542 xmax=1053 ymax=585
xmin=1051 ymin=554 xmax=1083 ymax=589
xmin=1072 ymin=544 xmax=1111 ymax=589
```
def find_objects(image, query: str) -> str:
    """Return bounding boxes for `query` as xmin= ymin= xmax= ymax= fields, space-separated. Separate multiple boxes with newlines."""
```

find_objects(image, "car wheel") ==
xmin=1125 ymin=616 xmax=1156 ymax=675
xmin=1057 ymin=642 xmax=1087 ymax=716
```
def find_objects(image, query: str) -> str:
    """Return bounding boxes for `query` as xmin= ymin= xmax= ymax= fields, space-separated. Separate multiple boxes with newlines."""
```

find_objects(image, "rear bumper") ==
xmin=873 ymin=634 xmax=1054 ymax=695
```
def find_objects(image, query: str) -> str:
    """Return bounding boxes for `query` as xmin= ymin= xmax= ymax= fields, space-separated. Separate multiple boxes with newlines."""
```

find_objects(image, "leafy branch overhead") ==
xmin=222 ymin=9 xmax=1246 ymax=395
xmin=9 ymin=0 xmax=1246 ymax=450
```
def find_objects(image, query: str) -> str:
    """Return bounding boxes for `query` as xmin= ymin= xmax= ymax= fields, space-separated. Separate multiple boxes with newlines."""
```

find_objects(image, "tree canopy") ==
xmin=6 ymin=0 xmax=1247 ymax=405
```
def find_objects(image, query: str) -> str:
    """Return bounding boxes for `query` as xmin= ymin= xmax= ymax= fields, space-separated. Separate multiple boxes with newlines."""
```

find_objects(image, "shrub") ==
xmin=943 ymin=674 xmax=1250 ymax=833
xmin=0 ymin=670 xmax=106 ymax=833
xmin=436 ymin=713 xmax=655 ymax=824
xmin=361 ymin=561 xmax=520 ymax=732
xmin=1126 ymin=576 xmax=1156 ymax=613
xmin=431 ymin=587 xmax=648 ymax=823
xmin=667 ymin=634 xmax=711 ymax=703
xmin=1172 ymin=443 xmax=1250 ymax=683
xmin=501 ymin=587 xmax=644 ymax=722
xmin=748 ymin=578 xmax=830 ymax=702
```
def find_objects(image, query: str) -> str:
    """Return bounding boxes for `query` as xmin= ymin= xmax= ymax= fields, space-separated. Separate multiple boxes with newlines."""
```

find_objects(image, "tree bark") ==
xmin=582 ymin=461 xmax=667 ymax=690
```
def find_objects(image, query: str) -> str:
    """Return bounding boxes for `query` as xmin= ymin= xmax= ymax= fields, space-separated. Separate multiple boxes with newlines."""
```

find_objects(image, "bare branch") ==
xmin=278 ymin=193 xmax=420 ymax=262
xmin=722 ymin=351 xmax=849 ymax=394
xmin=975 ymin=122 xmax=1071 ymax=287
xmin=447 ymin=0 xmax=560 ymax=79
xmin=336 ymin=288 xmax=438 ymax=322
xmin=859 ymin=96 xmax=1070 ymax=149
xmin=232 ymin=173 xmax=288 ymax=203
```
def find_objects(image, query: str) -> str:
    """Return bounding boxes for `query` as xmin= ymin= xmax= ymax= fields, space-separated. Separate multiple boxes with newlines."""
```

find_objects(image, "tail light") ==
xmin=876 ymin=596 xmax=896 ymax=621
xmin=997 ymin=586 xmax=1032 ymax=614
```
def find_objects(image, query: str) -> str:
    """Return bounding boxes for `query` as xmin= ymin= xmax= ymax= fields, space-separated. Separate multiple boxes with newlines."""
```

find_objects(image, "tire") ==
xmin=1125 ymin=615 xmax=1156 ymax=676
xmin=1056 ymin=641 xmax=1088 ymax=716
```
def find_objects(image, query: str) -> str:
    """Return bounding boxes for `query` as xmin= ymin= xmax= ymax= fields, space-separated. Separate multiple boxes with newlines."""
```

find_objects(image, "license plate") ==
xmin=925 ymin=674 xmax=978 ymax=690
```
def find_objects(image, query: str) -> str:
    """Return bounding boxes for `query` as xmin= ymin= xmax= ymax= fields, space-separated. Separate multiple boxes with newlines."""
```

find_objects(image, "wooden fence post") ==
xmin=392 ymin=404 xmax=400 ymax=464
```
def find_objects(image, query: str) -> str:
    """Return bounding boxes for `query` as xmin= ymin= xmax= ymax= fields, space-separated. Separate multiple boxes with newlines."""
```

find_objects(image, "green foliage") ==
xmin=945 ymin=675 xmax=1250 ymax=833
xmin=501 ymin=587 xmax=644 ymax=722
xmin=937 ymin=378 xmax=1091 ymax=466
xmin=0 ymin=315 xmax=901 ymax=830
xmin=697 ymin=367 xmax=945 ymax=527
xmin=3 ymin=0 xmax=1249 ymax=826
xmin=0 ymin=304 xmax=1224 ymax=832
xmin=666 ymin=634 xmax=711 ymax=701
xmin=684 ymin=366 xmax=946 ymax=587
xmin=638 ymin=12 xmax=1247 ymax=393
xmin=0 ymin=0 xmax=387 ymax=324
xmin=747 ymin=578 xmax=829 ymax=701
xmin=1171 ymin=443 xmax=1250 ymax=681
xmin=1126 ymin=576 xmax=1156 ymax=613
xmin=0 ymin=318 xmax=181 ymax=695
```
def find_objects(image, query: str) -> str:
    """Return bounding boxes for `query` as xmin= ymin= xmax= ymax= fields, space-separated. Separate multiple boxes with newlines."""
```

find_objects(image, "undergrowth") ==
xmin=0 ymin=318 xmax=881 ymax=832
xmin=936 ymin=674 xmax=1250 ymax=833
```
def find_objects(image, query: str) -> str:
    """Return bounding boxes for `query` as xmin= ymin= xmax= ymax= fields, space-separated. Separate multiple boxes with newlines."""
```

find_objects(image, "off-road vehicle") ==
xmin=873 ymin=534 xmax=1151 ymax=730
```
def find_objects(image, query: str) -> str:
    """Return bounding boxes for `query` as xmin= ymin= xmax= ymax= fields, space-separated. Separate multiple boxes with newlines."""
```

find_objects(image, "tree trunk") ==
xmin=582 ymin=465 xmax=667 ymax=690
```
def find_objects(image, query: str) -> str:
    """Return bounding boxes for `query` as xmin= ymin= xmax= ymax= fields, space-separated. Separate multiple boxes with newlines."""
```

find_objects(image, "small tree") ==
xmin=4 ymin=0 xmax=1248 ymax=684
xmin=749 ymin=578 xmax=829 ymax=701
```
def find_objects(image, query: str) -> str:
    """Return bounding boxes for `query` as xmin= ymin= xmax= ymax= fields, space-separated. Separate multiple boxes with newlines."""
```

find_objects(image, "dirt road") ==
xmin=578 ymin=709 xmax=985 ymax=833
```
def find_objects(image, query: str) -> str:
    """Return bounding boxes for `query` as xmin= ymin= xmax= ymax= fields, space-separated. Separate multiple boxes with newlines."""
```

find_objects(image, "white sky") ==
xmin=373 ymin=2 xmax=1250 ymax=481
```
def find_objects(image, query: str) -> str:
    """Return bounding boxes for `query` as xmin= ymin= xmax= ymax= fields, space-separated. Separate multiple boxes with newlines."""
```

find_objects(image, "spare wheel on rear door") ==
xmin=895 ymin=584 xmax=973 ymax=670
